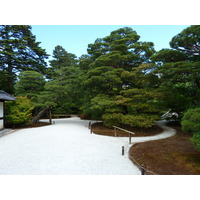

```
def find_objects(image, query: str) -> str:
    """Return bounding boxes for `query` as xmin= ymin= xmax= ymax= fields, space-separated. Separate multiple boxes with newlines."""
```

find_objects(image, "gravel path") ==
xmin=132 ymin=120 xmax=176 ymax=144
xmin=0 ymin=117 xmax=175 ymax=175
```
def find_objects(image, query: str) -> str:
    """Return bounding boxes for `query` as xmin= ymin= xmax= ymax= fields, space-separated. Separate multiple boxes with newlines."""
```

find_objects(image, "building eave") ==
xmin=0 ymin=90 xmax=16 ymax=101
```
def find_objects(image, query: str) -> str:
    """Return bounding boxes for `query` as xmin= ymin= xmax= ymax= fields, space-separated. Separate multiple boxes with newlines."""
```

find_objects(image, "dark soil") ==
xmin=91 ymin=122 xmax=163 ymax=137
xmin=92 ymin=121 xmax=200 ymax=175
xmin=12 ymin=122 xmax=51 ymax=129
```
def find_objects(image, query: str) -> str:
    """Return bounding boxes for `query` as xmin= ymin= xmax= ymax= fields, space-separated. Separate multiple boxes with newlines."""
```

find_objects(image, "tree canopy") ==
xmin=170 ymin=25 xmax=200 ymax=58
xmin=1 ymin=25 xmax=200 ymax=133
xmin=0 ymin=25 xmax=49 ymax=93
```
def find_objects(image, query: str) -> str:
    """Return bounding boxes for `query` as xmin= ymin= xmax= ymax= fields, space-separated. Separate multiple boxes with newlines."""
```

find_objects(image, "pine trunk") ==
xmin=32 ymin=106 xmax=50 ymax=123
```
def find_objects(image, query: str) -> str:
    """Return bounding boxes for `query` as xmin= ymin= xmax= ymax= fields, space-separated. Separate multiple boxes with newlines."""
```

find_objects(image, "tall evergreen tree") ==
xmin=38 ymin=46 xmax=81 ymax=114
xmin=47 ymin=45 xmax=77 ymax=79
xmin=170 ymin=25 xmax=200 ymax=59
xmin=151 ymin=25 xmax=200 ymax=116
xmin=0 ymin=25 xmax=49 ymax=93
xmin=81 ymin=27 xmax=161 ymax=127
xmin=14 ymin=71 xmax=46 ymax=100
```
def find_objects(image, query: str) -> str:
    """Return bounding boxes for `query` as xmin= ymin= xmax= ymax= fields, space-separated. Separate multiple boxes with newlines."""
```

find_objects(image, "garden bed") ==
xmin=92 ymin=121 xmax=200 ymax=175
xmin=7 ymin=122 xmax=51 ymax=129
xmin=130 ymin=122 xmax=200 ymax=175
xmin=91 ymin=122 xmax=163 ymax=137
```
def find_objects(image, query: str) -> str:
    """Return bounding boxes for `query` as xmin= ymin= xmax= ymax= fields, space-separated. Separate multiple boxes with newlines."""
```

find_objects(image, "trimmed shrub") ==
xmin=102 ymin=113 xmax=158 ymax=128
xmin=5 ymin=96 xmax=34 ymax=126
xmin=190 ymin=131 xmax=200 ymax=151
xmin=102 ymin=113 xmax=123 ymax=127
xmin=181 ymin=107 xmax=200 ymax=133
xmin=122 ymin=114 xmax=158 ymax=128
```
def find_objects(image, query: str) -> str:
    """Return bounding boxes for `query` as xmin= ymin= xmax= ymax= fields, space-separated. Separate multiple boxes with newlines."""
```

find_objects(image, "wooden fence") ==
xmin=113 ymin=125 xmax=135 ymax=144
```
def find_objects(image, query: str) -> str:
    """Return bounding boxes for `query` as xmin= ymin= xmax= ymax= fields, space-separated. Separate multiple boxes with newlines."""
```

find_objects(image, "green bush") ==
xmin=181 ymin=107 xmax=200 ymax=133
xmin=5 ymin=96 xmax=34 ymax=126
xmin=190 ymin=131 xmax=200 ymax=151
xmin=122 ymin=114 xmax=158 ymax=128
xmin=102 ymin=113 xmax=158 ymax=128
xmin=102 ymin=113 xmax=123 ymax=127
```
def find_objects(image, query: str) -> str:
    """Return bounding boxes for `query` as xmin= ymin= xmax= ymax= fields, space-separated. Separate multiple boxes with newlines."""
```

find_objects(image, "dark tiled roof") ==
xmin=0 ymin=90 xmax=16 ymax=101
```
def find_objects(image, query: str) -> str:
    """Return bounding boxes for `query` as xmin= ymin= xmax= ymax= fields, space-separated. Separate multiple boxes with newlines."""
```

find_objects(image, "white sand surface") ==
xmin=0 ymin=117 xmax=175 ymax=175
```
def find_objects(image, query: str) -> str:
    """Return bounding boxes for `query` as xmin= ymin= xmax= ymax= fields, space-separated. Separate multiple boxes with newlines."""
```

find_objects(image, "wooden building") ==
xmin=0 ymin=90 xmax=16 ymax=130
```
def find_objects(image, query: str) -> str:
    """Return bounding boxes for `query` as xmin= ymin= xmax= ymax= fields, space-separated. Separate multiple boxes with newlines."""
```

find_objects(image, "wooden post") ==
xmin=49 ymin=107 xmax=52 ymax=124
xmin=88 ymin=121 xmax=91 ymax=129
xmin=141 ymin=168 xmax=145 ymax=175
xmin=114 ymin=127 xmax=117 ymax=137
xmin=113 ymin=125 xmax=134 ymax=144
xmin=122 ymin=146 xmax=124 ymax=155
xmin=3 ymin=101 xmax=5 ymax=129
xmin=129 ymin=133 xmax=131 ymax=144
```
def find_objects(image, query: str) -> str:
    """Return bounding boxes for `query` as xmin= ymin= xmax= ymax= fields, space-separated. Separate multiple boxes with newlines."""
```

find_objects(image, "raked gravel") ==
xmin=0 ymin=117 xmax=175 ymax=175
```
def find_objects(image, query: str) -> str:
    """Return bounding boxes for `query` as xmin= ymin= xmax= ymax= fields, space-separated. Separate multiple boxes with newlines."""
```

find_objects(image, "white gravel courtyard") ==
xmin=0 ymin=117 xmax=175 ymax=175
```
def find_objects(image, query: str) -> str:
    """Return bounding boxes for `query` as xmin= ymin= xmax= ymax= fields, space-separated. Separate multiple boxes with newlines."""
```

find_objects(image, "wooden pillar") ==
xmin=129 ymin=133 xmax=131 ymax=144
xmin=88 ymin=121 xmax=90 ymax=129
xmin=122 ymin=146 xmax=124 ymax=155
xmin=141 ymin=168 xmax=145 ymax=175
xmin=114 ymin=127 xmax=117 ymax=137
xmin=3 ymin=101 xmax=5 ymax=129
xmin=49 ymin=107 xmax=52 ymax=124
xmin=0 ymin=101 xmax=4 ymax=130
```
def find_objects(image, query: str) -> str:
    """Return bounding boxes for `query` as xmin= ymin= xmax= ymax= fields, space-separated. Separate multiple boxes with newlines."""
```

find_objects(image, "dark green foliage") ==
xmin=190 ymin=131 xmax=200 ymax=151
xmin=181 ymin=107 xmax=200 ymax=133
xmin=151 ymin=49 xmax=188 ymax=63
xmin=102 ymin=113 xmax=123 ymax=127
xmin=5 ymin=25 xmax=200 ymax=130
xmin=81 ymin=27 xmax=162 ymax=127
xmin=79 ymin=54 xmax=93 ymax=71
xmin=122 ymin=114 xmax=159 ymax=128
xmin=87 ymin=27 xmax=155 ymax=69
xmin=153 ymin=61 xmax=200 ymax=115
xmin=47 ymin=45 xmax=78 ymax=79
xmin=37 ymin=45 xmax=82 ymax=114
xmin=151 ymin=25 xmax=200 ymax=116
xmin=170 ymin=25 xmax=200 ymax=59
xmin=15 ymin=71 xmax=45 ymax=100
xmin=39 ymin=66 xmax=82 ymax=114
xmin=0 ymin=71 xmax=12 ymax=92
xmin=0 ymin=25 xmax=49 ymax=93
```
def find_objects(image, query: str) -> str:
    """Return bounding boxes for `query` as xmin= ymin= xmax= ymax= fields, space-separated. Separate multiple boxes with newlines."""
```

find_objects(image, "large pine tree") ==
xmin=151 ymin=25 xmax=200 ymax=114
xmin=0 ymin=25 xmax=49 ymax=93
xmin=81 ymin=27 xmax=161 ymax=127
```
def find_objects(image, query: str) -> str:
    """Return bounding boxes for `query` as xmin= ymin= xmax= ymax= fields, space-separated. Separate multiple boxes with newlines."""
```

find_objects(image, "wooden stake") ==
xmin=49 ymin=107 xmax=52 ymax=124
xmin=122 ymin=146 xmax=124 ymax=155
xmin=88 ymin=121 xmax=91 ymax=129
xmin=129 ymin=133 xmax=131 ymax=144
xmin=141 ymin=168 xmax=145 ymax=175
